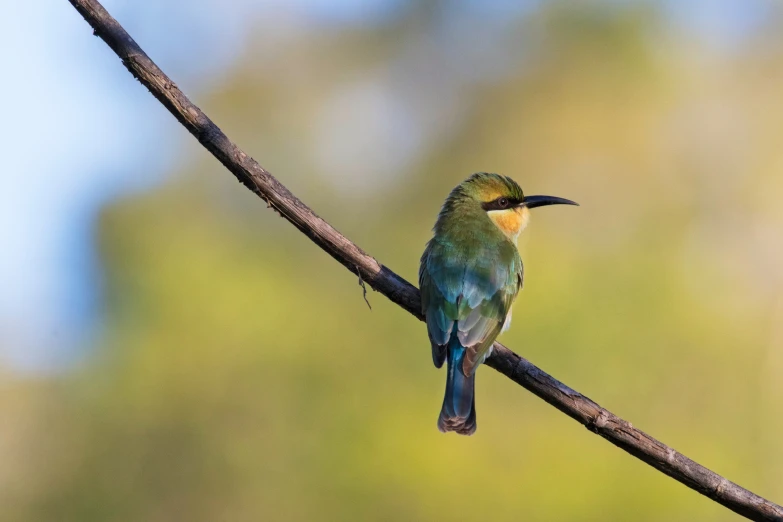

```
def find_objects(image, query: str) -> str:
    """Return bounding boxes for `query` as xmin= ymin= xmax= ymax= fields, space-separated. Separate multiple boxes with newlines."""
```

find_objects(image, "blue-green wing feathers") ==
xmin=420 ymin=236 xmax=522 ymax=375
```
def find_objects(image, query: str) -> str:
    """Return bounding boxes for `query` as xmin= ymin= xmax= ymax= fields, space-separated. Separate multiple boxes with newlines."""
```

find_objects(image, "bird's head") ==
xmin=456 ymin=172 xmax=578 ymax=242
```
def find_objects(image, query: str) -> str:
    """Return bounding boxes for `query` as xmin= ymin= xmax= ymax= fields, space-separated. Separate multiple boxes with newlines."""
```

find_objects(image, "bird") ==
xmin=419 ymin=172 xmax=577 ymax=435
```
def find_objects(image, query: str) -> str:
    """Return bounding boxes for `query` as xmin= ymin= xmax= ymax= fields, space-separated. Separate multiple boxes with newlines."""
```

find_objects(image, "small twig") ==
xmin=356 ymin=266 xmax=372 ymax=310
xmin=65 ymin=1 xmax=783 ymax=520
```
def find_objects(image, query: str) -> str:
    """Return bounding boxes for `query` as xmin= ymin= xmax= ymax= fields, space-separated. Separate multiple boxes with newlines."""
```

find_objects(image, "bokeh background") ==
xmin=3 ymin=0 xmax=783 ymax=520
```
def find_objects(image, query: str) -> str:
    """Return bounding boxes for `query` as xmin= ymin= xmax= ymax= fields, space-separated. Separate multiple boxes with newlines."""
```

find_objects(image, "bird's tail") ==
xmin=437 ymin=339 xmax=476 ymax=435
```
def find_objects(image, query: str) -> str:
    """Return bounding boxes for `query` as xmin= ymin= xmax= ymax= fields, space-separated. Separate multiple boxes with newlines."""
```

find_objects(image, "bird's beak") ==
xmin=520 ymin=195 xmax=579 ymax=209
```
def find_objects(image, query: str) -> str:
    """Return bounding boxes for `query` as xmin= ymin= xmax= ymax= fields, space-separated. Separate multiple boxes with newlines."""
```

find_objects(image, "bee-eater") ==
xmin=419 ymin=172 xmax=577 ymax=435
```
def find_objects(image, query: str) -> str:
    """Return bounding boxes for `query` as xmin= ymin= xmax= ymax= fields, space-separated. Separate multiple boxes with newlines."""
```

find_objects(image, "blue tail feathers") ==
xmin=437 ymin=337 xmax=477 ymax=435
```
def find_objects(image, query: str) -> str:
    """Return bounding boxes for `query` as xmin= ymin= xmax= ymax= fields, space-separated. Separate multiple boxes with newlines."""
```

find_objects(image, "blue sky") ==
xmin=0 ymin=0 xmax=772 ymax=372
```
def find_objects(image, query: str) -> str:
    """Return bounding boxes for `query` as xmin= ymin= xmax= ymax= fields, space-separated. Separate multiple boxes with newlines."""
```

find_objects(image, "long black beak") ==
xmin=521 ymin=195 xmax=579 ymax=209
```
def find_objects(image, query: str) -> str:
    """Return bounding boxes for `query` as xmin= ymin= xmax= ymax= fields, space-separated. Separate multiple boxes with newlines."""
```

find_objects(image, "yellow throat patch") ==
xmin=488 ymin=207 xmax=530 ymax=242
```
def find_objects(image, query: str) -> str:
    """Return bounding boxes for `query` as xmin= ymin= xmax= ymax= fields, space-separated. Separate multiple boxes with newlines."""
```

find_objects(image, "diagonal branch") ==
xmin=66 ymin=1 xmax=783 ymax=520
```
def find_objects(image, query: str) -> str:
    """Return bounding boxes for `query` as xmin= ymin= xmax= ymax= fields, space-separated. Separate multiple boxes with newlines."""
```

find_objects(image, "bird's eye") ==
xmin=498 ymin=197 xmax=509 ymax=208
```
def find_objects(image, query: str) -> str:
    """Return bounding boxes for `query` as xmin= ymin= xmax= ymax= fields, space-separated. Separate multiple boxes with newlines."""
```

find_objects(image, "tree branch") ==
xmin=66 ymin=1 xmax=783 ymax=520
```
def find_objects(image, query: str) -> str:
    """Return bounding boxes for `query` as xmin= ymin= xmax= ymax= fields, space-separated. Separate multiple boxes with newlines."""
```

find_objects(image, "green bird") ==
xmin=419 ymin=173 xmax=577 ymax=435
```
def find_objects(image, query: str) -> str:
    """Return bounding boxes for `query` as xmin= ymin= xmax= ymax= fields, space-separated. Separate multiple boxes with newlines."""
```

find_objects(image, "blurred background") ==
xmin=3 ymin=0 xmax=783 ymax=520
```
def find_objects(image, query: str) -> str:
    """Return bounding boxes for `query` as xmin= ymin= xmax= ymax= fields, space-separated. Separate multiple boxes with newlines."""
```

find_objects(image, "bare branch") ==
xmin=66 ymin=1 xmax=783 ymax=520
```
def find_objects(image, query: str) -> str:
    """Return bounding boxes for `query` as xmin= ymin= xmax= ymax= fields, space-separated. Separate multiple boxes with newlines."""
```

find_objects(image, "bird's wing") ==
xmin=420 ymin=237 xmax=523 ymax=374
xmin=420 ymin=242 xmax=455 ymax=368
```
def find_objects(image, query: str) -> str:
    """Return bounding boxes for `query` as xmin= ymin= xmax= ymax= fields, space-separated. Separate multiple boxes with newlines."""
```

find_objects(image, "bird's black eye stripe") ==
xmin=482 ymin=197 xmax=520 ymax=211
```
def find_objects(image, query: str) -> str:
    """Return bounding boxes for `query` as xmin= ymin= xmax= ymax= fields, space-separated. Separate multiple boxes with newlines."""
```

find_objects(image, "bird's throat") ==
xmin=488 ymin=207 xmax=530 ymax=243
